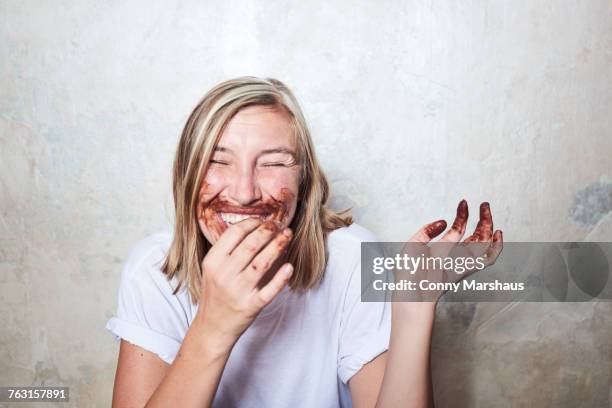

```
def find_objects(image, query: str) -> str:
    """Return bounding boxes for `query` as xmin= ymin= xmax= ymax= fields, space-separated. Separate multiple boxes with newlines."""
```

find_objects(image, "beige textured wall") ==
xmin=1 ymin=1 xmax=611 ymax=406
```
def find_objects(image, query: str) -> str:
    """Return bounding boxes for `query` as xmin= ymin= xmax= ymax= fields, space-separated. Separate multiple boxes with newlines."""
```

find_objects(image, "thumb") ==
xmin=409 ymin=219 xmax=447 ymax=243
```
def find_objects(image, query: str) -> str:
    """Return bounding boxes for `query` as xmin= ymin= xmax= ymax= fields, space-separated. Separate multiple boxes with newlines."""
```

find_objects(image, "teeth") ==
xmin=219 ymin=213 xmax=272 ymax=224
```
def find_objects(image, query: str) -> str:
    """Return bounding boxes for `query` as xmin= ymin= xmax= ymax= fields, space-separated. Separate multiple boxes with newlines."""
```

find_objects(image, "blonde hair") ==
xmin=162 ymin=76 xmax=352 ymax=304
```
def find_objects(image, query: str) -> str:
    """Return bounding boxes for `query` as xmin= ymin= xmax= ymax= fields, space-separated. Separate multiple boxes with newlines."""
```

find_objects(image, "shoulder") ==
xmin=107 ymin=231 xmax=187 ymax=364
xmin=326 ymin=223 xmax=378 ymax=256
xmin=327 ymin=222 xmax=378 ymax=245
xmin=114 ymin=230 xmax=190 ymax=326
xmin=119 ymin=231 xmax=176 ymax=291
xmin=323 ymin=223 xmax=378 ymax=288
xmin=123 ymin=231 xmax=172 ymax=269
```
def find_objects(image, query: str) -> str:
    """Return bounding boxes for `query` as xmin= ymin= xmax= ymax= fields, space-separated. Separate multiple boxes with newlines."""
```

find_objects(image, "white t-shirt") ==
xmin=106 ymin=223 xmax=391 ymax=407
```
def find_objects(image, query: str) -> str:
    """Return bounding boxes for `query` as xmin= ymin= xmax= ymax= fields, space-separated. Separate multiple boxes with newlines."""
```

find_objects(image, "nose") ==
xmin=227 ymin=166 xmax=262 ymax=206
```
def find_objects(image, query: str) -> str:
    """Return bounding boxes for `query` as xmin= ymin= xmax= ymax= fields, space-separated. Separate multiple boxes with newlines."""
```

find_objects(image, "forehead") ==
xmin=217 ymin=105 xmax=296 ymax=150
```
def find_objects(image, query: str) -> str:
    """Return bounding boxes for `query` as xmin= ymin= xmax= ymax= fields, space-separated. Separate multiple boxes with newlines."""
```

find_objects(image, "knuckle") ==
xmin=248 ymin=259 xmax=271 ymax=277
xmin=208 ymin=271 xmax=222 ymax=286
xmin=235 ymin=298 xmax=250 ymax=313
xmin=259 ymin=229 xmax=277 ymax=242
xmin=234 ymin=223 xmax=250 ymax=234
xmin=254 ymin=293 xmax=269 ymax=308
xmin=276 ymin=238 xmax=290 ymax=250
xmin=244 ymin=243 xmax=259 ymax=253
xmin=202 ymin=257 xmax=215 ymax=272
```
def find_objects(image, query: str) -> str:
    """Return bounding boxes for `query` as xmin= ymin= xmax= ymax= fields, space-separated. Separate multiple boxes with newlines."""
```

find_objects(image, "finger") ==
xmin=439 ymin=200 xmax=469 ymax=243
xmin=211 ymin=217 xmax=263 ymax=255
xmin=483 ymin=230 xmax=503 ymax=267
xmin=256 ymin=263 xmax=293 ymax=306
xmin=464 ymin=202 xmax=493 ymax=242
xmin=409 ymin=220 xmax=447 ymax=243
xmin=476 ymin=202 xmax=494 ymax=241
xmin=229 ymin=220 xmax=282 ymax=271
xmin=242 ymin=228 xmax=293 ymax=287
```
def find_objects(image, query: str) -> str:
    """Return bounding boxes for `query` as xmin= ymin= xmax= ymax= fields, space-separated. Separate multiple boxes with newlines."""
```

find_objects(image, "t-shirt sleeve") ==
xmin=337 ymin=234 xmax=392 ymax=384
xmin=105 ymin=234 xmax=189 ymax=365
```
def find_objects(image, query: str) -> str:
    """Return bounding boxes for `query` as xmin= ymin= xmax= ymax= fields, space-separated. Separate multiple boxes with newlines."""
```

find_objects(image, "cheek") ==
xmin=199 ymin=171 xmax=225 ymax=202
xmin=259 ymin=171 xmax=299 ymax=200
xmin=197 ymin=176 xmax=227 ymax=243
xmin=258 ymin=170 xmax=300 ymax=223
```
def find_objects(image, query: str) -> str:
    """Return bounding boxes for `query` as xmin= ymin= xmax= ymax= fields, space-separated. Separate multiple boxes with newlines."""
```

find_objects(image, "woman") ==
xmin=106 ymin=76 xmax=502 ymax=407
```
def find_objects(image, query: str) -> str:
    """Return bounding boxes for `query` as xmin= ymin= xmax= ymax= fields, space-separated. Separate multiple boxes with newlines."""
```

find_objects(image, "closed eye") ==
xmin=210 ymin=160 xmax=229 ymax=165
xmin=261 ymin=162 xmax=292 ymax=167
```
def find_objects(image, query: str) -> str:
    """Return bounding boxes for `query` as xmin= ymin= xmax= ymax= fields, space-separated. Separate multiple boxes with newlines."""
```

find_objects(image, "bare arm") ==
xmin=349 ymin=352 xmax=388 ymax=408
xmin=112 ymin=341 xmax=169 ymax=407
xmin=111 ymin=218 xmax=294 ymax=407
xmin=351 ymin=201 xmax=502 ymax=408
xmin=144 ymin=318 xmax=235 ymax=407
xmin=375 ymin=303 xmax=436 ymax=408
xmin=348 ymin=305 xmax=434 ymax=408
xmin=111 ymin=318 xmax=234 ymax=408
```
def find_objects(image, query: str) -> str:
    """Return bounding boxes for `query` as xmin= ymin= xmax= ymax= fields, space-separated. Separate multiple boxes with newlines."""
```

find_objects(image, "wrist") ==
xmin=187 ymin=314 xmax=238 ymax=358
xmin=392 ymin=301 xmax=436 ymax=327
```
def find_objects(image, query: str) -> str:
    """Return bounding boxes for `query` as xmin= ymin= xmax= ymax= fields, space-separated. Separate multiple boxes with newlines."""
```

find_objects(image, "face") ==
xmin=197 ymin=105 xmax=301 ymax=244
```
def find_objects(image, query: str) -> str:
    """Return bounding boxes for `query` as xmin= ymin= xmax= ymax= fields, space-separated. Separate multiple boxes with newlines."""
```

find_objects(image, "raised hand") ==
xmin=399 ymin=200 xmax=503 ymax=303
xmin=195 ymin=217 xmax=293 ymax=346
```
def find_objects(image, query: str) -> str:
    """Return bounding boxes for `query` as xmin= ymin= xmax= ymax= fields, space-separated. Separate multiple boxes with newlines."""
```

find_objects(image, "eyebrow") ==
xmin=214 ymin=145 xmax=297 ymax=158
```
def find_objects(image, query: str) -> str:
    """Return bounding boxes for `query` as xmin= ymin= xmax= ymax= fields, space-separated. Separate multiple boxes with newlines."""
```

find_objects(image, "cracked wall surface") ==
xmin=1 ymin=1 xmax=611 ymax=407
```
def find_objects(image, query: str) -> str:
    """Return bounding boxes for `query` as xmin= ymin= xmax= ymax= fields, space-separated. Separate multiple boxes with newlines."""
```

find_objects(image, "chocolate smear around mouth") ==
xmin=197 ymin=187 xmax=295 ymax=239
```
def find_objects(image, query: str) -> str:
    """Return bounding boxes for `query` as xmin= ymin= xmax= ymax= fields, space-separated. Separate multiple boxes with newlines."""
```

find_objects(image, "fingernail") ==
xmin=282 ymin=264 xmax=294 ymax=277
xmin=283 ymin=228 xmax=293 ymax=237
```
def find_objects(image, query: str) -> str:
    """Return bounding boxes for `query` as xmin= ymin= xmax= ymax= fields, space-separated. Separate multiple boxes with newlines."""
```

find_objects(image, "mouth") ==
xmin=217 ymin=211 xmax=274 ymax=227
xmin=199 ymin=189 xmax=294 ymax=240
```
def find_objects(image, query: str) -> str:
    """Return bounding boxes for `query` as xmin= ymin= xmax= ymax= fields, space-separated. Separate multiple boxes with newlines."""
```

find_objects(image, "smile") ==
xmin=218 ymin=212 xmax=273 ymax=225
